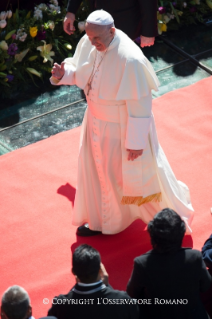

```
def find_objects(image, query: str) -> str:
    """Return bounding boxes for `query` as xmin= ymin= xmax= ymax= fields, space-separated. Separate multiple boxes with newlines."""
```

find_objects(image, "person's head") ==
xmin=148 ymin=208 xmax=186 ymax=253
xmin=1 ymin=286 xmax=31 ymax=319
xmin=85 ymin=10 xmax=115 ymax=51
xmin=72 ymin=244 xmax=101 ymax=283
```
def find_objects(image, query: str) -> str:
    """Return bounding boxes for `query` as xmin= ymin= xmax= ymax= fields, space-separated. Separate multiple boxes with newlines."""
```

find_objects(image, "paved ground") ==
xmin=0 ymin=24 xmax=212 ymax=155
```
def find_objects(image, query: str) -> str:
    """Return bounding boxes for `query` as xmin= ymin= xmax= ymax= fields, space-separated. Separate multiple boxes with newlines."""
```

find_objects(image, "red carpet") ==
xmin=0 ymin=77 xmax=212 ymax=317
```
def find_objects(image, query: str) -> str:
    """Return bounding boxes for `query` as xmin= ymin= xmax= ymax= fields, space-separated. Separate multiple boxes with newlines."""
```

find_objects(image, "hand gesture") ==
xmin=140 ymin=36 xmax=155 ymax=48
xmin=127 ymin=149 xmax=143 ymax=161
xmin=100 ymin=263 xmax=109 ymax=286
xmin=63 ymin=12 xmax=76 ymax=35
xmin=51 ymin=62 xmax=65 ymax=80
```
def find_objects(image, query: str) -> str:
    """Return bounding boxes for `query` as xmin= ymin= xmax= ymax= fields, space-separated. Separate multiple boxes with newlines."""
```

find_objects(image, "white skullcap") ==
xmin=86 ymin=10 xmax=114 ymax=26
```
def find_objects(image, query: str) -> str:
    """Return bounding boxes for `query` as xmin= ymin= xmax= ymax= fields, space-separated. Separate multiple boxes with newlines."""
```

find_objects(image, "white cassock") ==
xmin=51 ymin=29 xmax=194 ymax=234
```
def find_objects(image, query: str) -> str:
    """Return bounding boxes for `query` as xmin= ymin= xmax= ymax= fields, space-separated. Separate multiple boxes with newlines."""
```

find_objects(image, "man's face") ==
xmin=85 ymin=23 xmax=115 ymax=51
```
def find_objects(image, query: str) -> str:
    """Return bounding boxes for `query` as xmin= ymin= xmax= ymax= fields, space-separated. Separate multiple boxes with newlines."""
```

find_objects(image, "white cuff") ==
xmin=50 ymin=76 xmax=60 ymax=85
xmin=125 ymin=116 xmax=151 ymax=150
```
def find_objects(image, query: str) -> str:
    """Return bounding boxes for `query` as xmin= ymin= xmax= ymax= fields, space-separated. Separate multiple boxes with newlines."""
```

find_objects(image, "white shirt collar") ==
xmin=77 ymin=280 xmax=103 ymax=287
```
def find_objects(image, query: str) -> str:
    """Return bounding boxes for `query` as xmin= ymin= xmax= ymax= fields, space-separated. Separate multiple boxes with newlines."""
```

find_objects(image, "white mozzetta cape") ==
xmin=50 ymin=30 xmax=194 ymax=233
xmin=52 ymin=29 xmax=159 ymax=99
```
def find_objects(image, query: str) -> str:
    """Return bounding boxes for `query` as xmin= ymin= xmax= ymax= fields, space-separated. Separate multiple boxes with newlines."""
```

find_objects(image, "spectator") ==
xmin=1 ymin=286 xmax=33 ymax=319
xmin=48 ymin=244 xmax=140 ymax=319
xmin=63 ymin=0 xmax=158 ymax=47
xmin=200 ymin=234 xmax=212 ymax=318
xmin=202 ymin=234 xmax=212 ymax=268
xmin=127 ymin=208 xmax=211 ymax=319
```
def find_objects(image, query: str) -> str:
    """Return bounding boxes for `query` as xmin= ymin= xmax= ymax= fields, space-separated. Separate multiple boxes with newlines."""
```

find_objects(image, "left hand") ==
xmin=127 ymin=149 xmax=143 ymax=161
xmin=140 ymin=36 xmax=155 ymax=48
xmin=51 ymin=62 xmax=65 ymax=80
xmin=100 ymin=263 xmax=109 ymax=286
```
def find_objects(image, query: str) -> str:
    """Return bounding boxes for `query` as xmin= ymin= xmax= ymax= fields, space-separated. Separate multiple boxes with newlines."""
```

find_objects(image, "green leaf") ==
xmin=170 ymin=2 xmax=180 ymax=24
xmin=0 ymin=80 xmax=10 ymax=87
xmin=28 ymin=56 xmax=38 ymax=61
xmin=5 ymin=30 xmax=16 ymax=40
xmin=0 ymin=65 xmax=7 ymax=71
xmin=26 ymin=67 xmax=42 ymax=78
xmin=15 ymin=9 xmax=19 ymax=22
xmin=0 ymin=72 xmax=7 ymax=77
xmin=26 ymin=70 xmax=38 ymax=87
xmin=26 ymin=11 xmax=31 ymax=19
xmin=64 ymin=43 xmax=72 ymax=50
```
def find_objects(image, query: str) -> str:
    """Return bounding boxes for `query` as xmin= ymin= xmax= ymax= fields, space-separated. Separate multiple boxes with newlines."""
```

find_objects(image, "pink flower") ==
xmin=37 ymin=30 xmax=46 ymax=41
xmin=159 ymin=6 xmax=166 ymax=14
xmin=189 ymin=6 xmax=197 ymax=12
xmin=11 ymin=34 xmax=16 ymax=40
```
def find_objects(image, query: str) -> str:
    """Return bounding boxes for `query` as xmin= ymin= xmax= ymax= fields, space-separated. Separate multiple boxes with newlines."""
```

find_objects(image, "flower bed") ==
xmin=158 ymin=0 xmax=212 ymax=33
xmin=0 ymin=0 xmax=212 ymax=98
xmin=0 ymin=0 xmax=89 ymax=98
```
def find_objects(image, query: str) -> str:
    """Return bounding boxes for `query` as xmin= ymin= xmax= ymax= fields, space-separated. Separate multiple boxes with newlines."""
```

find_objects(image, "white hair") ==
xmin=1 ymin=286 xmax=30 ymax=319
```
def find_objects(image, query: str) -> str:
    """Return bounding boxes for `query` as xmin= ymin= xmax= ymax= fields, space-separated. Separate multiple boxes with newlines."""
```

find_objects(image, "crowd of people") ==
xmin=1 ymin=209 xmax=212 ymax=319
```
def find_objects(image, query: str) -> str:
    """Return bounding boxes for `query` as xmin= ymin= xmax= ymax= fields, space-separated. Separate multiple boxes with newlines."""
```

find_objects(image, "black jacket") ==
xmin=67 ymin=0 xmax=158 ymax=39
xmin=202 ymin=234 xmax=212 ymax=269
xmin=48 ymin=280 xmax=140 ymax=319
xmin=127 ymin=248 xmax=212 ymax=319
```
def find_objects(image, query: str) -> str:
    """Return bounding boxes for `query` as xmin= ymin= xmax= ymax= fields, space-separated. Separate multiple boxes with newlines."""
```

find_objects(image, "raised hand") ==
xmin=63 ymin=12 xmax=76 ymax=35
xmin=140 ymin=36 xmax=155 ymax=48
xmin=100 ymin=263 xmax=109 ymax=286
xmin=51 ymin=62 xmax=65 ymax=80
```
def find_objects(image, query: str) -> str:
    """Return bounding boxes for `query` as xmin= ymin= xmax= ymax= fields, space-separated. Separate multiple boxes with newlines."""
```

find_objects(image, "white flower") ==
xmin=15 ymin=48 xmax=29 ymax=62
xmin=37 ymin=40 xmax=55 ymax=64
xmin=49 ymin=4 xmax=60 ymax=13
xmin=78 ymin=21 xmax=86 ymax=33
xmin=167 ymin=13 xmax=175 ymax=19
xmin=0 ymin=20 xmax=7 ymax=28
xmin=19 ymin=33 xmax=27 ymax=42
xmin=183 ymin=2 xmax=187 ymax=7
xmin=16 ymin=28 xmax=27 ymax=42
xmin=163 ymin=15 xmax=171 ymax=23
xmin=7 ymin=10 xmax=12 ymax=18
xmin=50 ymin=0 xmax=58 ymax=6
xmin=0 ymin=40 xmax=8 ymax=50
xmin=0 ymin=11 xmax=7 ymax=20
xmin=49 ymin=4 xmax=56 ymax=10
xmin=34 ymin=8 xmax=43 ymax=20
xmin=48 ymin=20 xmax=55 ymax=30
xmin=38 ymin=3 xmax=48 ymax=10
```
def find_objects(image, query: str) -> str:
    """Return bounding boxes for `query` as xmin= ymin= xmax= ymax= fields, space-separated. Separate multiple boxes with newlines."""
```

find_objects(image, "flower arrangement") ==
xmin=0 ymin=0 xmax=89 ymax=98
xmin=157 ymin=0 xmax=212 ymax=34
xmin=0 ymin=0 xmax=212 ymax=98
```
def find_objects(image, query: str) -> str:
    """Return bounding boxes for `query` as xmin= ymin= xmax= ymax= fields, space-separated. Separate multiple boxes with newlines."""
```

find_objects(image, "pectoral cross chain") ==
xmin=87 ymin=82 xmax=92 ymax=96
xmin=86 ymin=43 xmax=111 ymax=97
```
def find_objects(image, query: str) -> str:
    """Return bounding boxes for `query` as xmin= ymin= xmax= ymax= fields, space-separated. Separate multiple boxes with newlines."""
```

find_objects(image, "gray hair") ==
xmin=1 ymin=286 xmax=30 ymax=319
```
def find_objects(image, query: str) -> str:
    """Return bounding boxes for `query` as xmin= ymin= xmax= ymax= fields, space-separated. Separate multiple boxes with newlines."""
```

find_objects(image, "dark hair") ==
xmin=72 ymin=244 xmax=101 ymax=283
xmin=147 ymin=208 xmax=186 ymax=253
xmin=1 ymin=286 xmax=30 ymax=319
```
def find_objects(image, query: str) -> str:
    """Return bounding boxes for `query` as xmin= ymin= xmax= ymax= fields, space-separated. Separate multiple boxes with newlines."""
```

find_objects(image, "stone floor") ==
xmin=0 ymin=24 xmax=212 ymax=155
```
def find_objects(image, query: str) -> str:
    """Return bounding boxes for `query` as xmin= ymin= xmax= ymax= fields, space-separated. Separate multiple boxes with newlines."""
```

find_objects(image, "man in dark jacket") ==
xmin=202 ymin=234 xmax=212 ymax=268
xmin=63 ymin=0 xmax=158 ymax=47
xmin=127 ymin=208 xmax=212 ymax=319
xmin=48 ymin=244 xmax=140 ymax=319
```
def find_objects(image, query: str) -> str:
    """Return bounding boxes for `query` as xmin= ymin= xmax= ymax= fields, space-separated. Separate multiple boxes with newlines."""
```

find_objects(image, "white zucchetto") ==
xmin=86 ymin=10 xmax=114 ymax=26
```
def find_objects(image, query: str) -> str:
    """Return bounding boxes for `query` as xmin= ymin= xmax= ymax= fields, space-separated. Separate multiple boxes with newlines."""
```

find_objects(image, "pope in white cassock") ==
xmin=51 ymin=10 xmax=194 ymax=236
